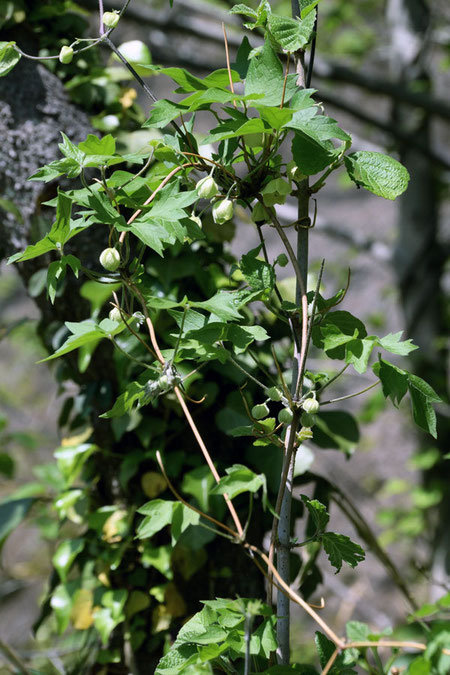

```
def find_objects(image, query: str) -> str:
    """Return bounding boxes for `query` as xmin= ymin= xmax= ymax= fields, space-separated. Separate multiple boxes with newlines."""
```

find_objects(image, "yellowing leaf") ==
xmin=141 ymin=471 xmax=167 ymax=498
xmin=120 ymin=87 xmax=137 ymax=109
xmin=152 ymin=604 xmax=171 ymax=633
xmin=61 ymin=427 xmax=93 ymax=447
xmin=102 ymin=509 xmax=129 ymax=543
xmin=70 ymin=589 xmax=94 ymax=629
xmin=165 ymin=582 xmax=186 ymax=618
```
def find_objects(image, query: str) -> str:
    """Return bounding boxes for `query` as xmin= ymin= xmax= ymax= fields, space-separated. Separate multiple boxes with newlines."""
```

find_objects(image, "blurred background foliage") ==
xmin=0 ymin=0 xmax=449 ymax=672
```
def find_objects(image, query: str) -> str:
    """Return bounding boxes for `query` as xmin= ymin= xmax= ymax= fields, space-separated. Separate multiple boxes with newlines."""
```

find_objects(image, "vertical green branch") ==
xmin=276 ymin=1 xmax=311 ymax=665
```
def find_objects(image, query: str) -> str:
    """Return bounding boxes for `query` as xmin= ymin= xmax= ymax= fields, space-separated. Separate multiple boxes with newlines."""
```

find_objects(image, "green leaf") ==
xmin=85 ymin=190 xmax=127 ymax=228
xmin=245 ymin=41 xmax=297 ymax=106
xmin=408 ymin=374 xmax=441 ymax=438
xmin=300 ymin=0 xmax=322 ymax=18
xmin=94 ymin=589 xmax=128 ymax=646
xmin=37 ymin=321 xmax=103 ymax=363
xmin=143 ymin=99 xmax=188 ymax=128
xmin=0 ymin=498 xmax=34 ymax=549
xmin=78 ymin=133 xmax=116 ymax=156
xmin=373 ymin=358 xmax=408 ymax=406
xmin=315 ymin=631 xmax=336 ymax=668
xmin=344 ymin=151 xmax=410 ymax=200
xmin=322 ymin=532 xmax=365 ymax=573
xmin=202 ymin=116 xmax=267 ymax=145
xmin=100 ymin=382 xmax=144 ymax=418
xmin=0 ymin=41 xmax=21 ymax=77
xmin=346 ymin=621 xmax=370 ymax=641
xmin=313 ymin=311 xmax=367 ymax=359
xmin=240 ymin=247 xmax=276 ymax=292
xmin=8 ymin=191 xmax=72 ymax=263
xmin=407 ymin=373 xmax=441 ymax=403
xmin=182 ymin=466 xmax=215 ymax=512
xmin=210 ymin=464 xmax=265 ymax=499
xmin=54 ymin=442 xmax=97 ymax=485
xmin=171 ymin=502 xmax=200 ymax=545
xmin=377 ymin=331 xmax=418 ymax=355
xmin=50 ymin=584 xmax=75 ymax=634
xmin=191 ymin=291 xmax=243 ymax=322
xmin=345 ymin=337 xmax=376 ymax=373
xmin=226 ymin=324 xmax=269 ymax=354
xmin=268 ymin=10 xmax=316 ymax=52
xmin=291 ymin=132 xmax=339 ymax=176
xmin=301 ymin=496 xmax=329 ymax=533
xmin=229 ymin=3 xmax=257 ymax=19
xmin=52 ymin=538 xmax=85 ymax=582
xmin=288 ymin=114 xmax=351 ymax=142
xmin=137 ymin=500 xmax=175 ymax=539
xmin=232 ymin=35 xmax=252 ymax=79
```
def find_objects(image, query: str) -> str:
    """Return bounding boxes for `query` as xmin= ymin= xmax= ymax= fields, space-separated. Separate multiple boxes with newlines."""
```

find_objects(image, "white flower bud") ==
xmin=103 ymin=11 xmax=120 ymax=28
xmin=196 ymin=176 xmax=219 ymax=199
xmin=302 ymin=398 xmax=320 ymax=414
xmin=109 ymin=307 xmax=122 ymax=323
xmin=59 ymin=46 xmax=74 ymax=64
xmin=212 ymin=198 xmax=234 ymax=224
xmin=99 ymin=247 xmax=121 ymax=272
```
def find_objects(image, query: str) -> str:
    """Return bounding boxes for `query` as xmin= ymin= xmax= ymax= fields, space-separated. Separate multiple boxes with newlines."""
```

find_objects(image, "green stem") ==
xmin=320 ymin=380 xmax=379 ymax=405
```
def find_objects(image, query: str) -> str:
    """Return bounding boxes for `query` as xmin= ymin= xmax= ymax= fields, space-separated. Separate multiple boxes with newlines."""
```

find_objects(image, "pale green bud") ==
xmin=59 ymin=46 xmax=74 ymax=64
xmin=103 ymin=11 xmax=120 ymax=28
xmin=276 ymin=253 xmax=289 ymax=267
xmin=212 ymin=198 xmax=234 ymax=224
xmin=99 ymin=247 xmax=121 ymax=272
xmin=300 ymin=412 xmax=315 ymax=427
xmin=109 ymin=307 xmax=122 ymax=323
xmin=278 ymin=407 xmax=294 ymax=424
xmin=196 ymin=176 xmax=219 ymax=199
xmin=265 ymin=386 xmax=283 ymax=402
xmin=302 ymin=398 xmax=320 ymax=414
xmin=252 ymin=403 xmax=270 ymax=420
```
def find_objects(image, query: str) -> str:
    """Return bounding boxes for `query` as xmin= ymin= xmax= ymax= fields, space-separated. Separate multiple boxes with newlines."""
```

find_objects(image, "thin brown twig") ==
xmin=222 ymin=22 xmax=236 ymax=106
xmin=125 ymin=278 xmax=244 ymax=538
xmin=247 ymin=544 xmax=344 ymax=647
xmin=156 ymin=451 xmax=238 ymax=538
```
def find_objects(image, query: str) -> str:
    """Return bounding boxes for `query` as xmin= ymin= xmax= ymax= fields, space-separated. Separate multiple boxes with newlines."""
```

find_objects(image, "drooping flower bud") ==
xmin=278 ymin=407 xmax=294 ymax=424
xmin=212 ymin=198 xmax=234 ymax=224
xmin=265 ymin=386 xmax=283 ymax=402
xmin=99 ymin=247 xmax=121 ymax=272
xmin=109 ymin=307 xmax=122 ymax=323
xmin=276 ymin=253 xmax=289 ymax=267
xmin=252 ymin=403 xmax=270 ymax=420
xmin=300 ymin=412 xmax=315 ymax=427
xmin=103 ymin=11 xmax=120 ymax=28
xmin=196 ymin=176 xmax=219 ymax=199
xmin=59 ymin=46 xmax=74 ymax=64
xmin=302 ymin=397 xmax=320 ymax=414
